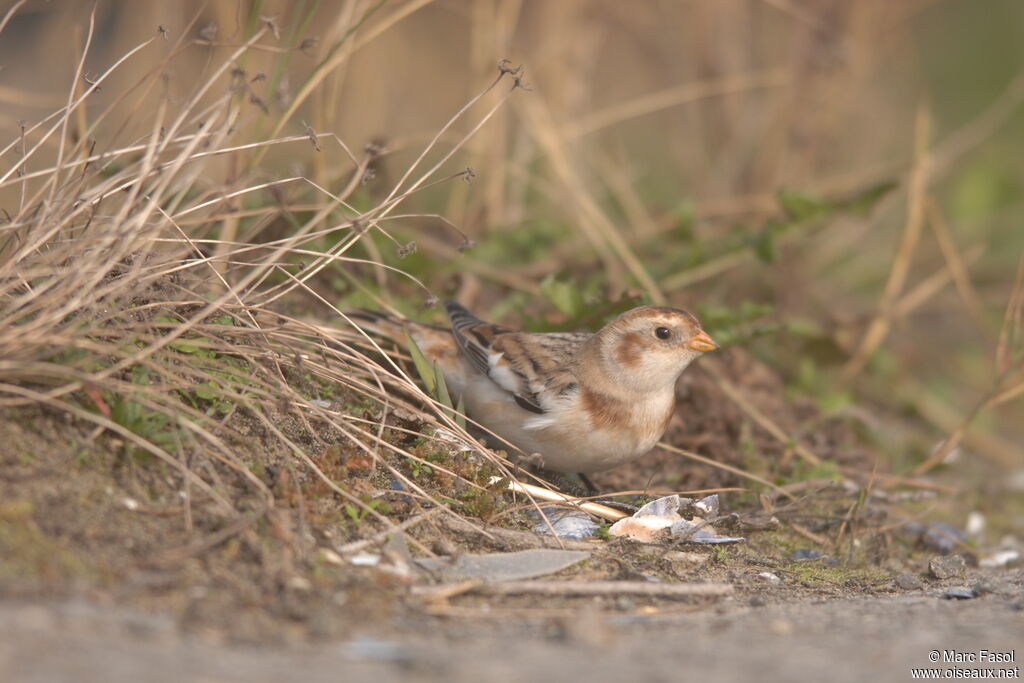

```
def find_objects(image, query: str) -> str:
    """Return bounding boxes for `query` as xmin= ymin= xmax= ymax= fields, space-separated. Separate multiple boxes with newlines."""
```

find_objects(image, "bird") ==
xmin=348 ymin=301 xmax=717 ymax=474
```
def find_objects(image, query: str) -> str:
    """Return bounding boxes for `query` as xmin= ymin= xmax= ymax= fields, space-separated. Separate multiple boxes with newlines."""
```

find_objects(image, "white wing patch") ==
xmin=486 ymin=352 xmax=521 ymax=395
xmin=522 ymin=414 xmax=557 ymax=430
xmin=521 ymin=388 xmax=578 ymax=431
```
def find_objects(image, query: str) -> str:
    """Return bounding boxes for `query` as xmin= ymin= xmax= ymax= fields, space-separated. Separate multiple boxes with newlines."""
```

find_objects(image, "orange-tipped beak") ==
xmin=688 ymin=330 xmax=719 ymax=353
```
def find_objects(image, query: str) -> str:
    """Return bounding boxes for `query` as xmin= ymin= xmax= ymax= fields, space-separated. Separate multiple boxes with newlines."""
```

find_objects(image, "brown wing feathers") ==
xmin=444 ymin=301 xmax=548 ymax=413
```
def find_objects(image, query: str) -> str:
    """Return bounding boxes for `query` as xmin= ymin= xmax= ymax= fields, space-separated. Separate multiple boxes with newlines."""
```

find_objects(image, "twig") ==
xmin=891 ymin=244 xmax=985 ymax=318
xmin=492 ymin=476 xmax=629 ymax=522
xmin=841 ymin=104 xmax=931 ymax=382
xmin=902 ymin=378 xmax=1022 ymax=471
xmin=788 ymin=521 xmax=831 ymax=547
xmin=658 ymin=441 xmax=798 ymax=501
xmin=566 ymin=69 xmax=791 ymax=139
xmin=412 ymin=580 xmax=734 ymax=599
xmin=837 ymin=467 xmax=956 ymax=493
xmin=700 ymin=359 xmax=821 ymax=466
xmin=145 ymin=506 xmax=268 ymax=565
xmin=519 ymin=95 xmax=664 ymax=303
xmin=335 ymin=508 xmax=444 ymax=555
xmin=924 ymin=198 xmax=990 ymax=335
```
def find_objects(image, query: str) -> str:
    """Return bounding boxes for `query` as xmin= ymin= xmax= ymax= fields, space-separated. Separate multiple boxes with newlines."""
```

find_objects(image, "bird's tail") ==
xmin=343 ymin=308 xmax=457 ymax=366
xmin=344 ymin=308 xmax=411 ymax=341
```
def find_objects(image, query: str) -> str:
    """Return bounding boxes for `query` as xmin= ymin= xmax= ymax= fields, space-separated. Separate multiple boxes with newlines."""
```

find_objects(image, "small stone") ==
xmin=286 ymin=575 xmax=312 ymax=591
xmin=531 ymin=508 xmax=599 ymax=540
xmin=965 ymin=512 xmax=985 ymax=538
xmin=971 ymin=578 xmax=1015 ymax=597
xmin=317 ymin=548 xmax=344 ymax=566
xmin=922 ymin=522 xmax=967 ymax=554
xmin=757 ymin=571 xmax=782 ymax=585
xmin=790 ymin=548 xmax=825 ymax=561
xmin=343 ymin=637 xmax=414 ymax=663
xmin=895 ymin=573 xmax=923 ymax=590
xmin=929 ymin=554 xmax=966 ymax=579
xmin=980 ymin=549 xmax=1021 ymax=568
xmin=942 ymin=587 xmax=976 ymax=600
xmin=749 ymin=596 xmax=768 ymax=607
xmin=349 ymin=552 xmax=381 ymax=567
xmin=664 ymin=550 xmax=708 ymax=566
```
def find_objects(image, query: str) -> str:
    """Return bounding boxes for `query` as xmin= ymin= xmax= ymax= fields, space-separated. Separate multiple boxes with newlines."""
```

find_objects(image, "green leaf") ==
xmin=672 ymin=200 xmax=696 ymax=240
xmin=749 ymin=221 xmax=779 ymax=263
xmin=434 ymin=361 xmax=454 ymax=409
xmin=454 ymin=393 xmax=466 ymax=430
xmin=777 ymin=187 xmax=829 ymax=220
xmin=404 ymin=331 xmax=437 ymax=395
xmin=539 ymin=275 xmax=584 ymax=317
xmin=839 ymin=180 xmax=897 ymax=216
xmin=168 ymin=340 xmax=200 ymax=354
xmin=817 ymin=391 xmax=854 ymax=413
xmin=194 ymin=380 xmax=220 ymax=400
xmin=130 ymin=365 xmax=151 ymax=386
xmin=801 ymin=460 xmax=844 ymax=483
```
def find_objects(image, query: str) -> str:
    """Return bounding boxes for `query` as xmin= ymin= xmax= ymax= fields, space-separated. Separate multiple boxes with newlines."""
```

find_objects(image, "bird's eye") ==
xmin=654 ymin=326 xmax=671 ymax=340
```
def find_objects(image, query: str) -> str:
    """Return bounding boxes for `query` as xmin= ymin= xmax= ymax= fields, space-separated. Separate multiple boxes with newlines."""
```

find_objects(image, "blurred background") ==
xmin=2 ymin=0 xmax=1022 ymax=518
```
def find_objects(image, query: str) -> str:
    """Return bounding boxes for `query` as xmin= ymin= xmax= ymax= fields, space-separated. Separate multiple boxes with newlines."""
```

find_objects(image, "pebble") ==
xmin=928 ymin=554 xmax=966 ymax=580
xmin=389 ymin=480 xmax=412 ymax=503
xmin=921 ymin=522 xmax=967 ymax=554
xmin=286 ymin=575 xmax=312 ymax=591
xmin=971 ymin=578 xmax=1015 ymax=597
xmin=942 ymin=587 xmax=976 ymax=600
xmin=317 ymin=548 xmax=345 ymax=566
xmin=757 ymin=571 xmax=782 ymax=585
xmin=979 ymin=549 xmax=1021 ymax=568
xmin=790 ymin=548 xmax=825 ymax=561
xmin=664 ymin=550 xmax=709 ymax=566
xmin=343 ymin=637 xmax=415 ymax=663
xmin=895 ymin=573 xmax=923 ymax=590
xmin=530 ymin=508 xmax=599 ymax=540
xmin=965 ymin=512 xmax=985 ymax=538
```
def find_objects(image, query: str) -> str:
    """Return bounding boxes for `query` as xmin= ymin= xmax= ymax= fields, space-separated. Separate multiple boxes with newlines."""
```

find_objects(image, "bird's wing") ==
xmin=444 ymin=301 xmax=587 ymax=414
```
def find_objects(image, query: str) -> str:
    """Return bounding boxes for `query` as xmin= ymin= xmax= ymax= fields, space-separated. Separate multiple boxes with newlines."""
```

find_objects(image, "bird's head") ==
xmin=586 ymin=305 xmax=717 ymax=394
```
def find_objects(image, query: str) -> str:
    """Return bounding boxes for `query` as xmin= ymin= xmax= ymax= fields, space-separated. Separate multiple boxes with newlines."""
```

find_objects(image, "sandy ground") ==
xmin=3 ymin=583 xmax=1021 ymax=683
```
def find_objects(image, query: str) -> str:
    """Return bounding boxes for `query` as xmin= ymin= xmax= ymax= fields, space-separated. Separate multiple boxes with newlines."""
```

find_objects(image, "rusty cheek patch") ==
xmin=580 ymin=386 xmax=630 ymax=430
xmin=615 ymin=332 xmax=645 ymax=368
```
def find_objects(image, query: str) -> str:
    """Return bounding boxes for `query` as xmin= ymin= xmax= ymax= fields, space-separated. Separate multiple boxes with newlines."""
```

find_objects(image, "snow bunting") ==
xmin=351 ymin=302 xmax=717 ymax=473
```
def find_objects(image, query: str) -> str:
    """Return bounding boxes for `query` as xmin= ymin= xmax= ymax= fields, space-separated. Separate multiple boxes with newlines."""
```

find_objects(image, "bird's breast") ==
xmin=451 ymin=373 xmax=676 ymax=473
xmin=521 ymin=386 xmax=676 ymax=472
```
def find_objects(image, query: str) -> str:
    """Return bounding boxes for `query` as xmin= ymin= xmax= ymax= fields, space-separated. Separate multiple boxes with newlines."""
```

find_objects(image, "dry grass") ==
xmin=0 ymin=5 xmax=542 ymax=569
xmin=0 ymin=0 xmax=1022 ymax=637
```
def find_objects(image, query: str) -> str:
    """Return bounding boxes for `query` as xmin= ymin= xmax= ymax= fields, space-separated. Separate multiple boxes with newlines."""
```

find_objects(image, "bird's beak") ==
xmin=688 ymin=330 xmax=719 ymax=353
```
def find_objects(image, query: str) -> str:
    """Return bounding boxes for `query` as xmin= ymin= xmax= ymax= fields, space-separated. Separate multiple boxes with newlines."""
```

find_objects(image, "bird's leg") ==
xmin=574 ymin=473 xmax=642 ymax=514
xmin=577 ymin=473 xmax=599 ymax=496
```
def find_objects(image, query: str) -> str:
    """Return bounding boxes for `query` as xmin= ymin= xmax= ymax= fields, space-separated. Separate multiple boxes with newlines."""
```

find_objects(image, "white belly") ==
xmin=455 ymin=374 xmax=671 ymax=473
